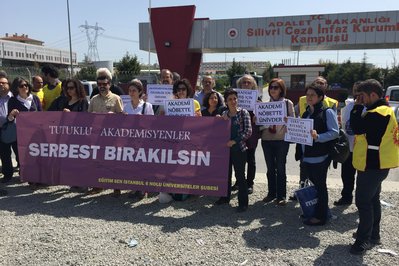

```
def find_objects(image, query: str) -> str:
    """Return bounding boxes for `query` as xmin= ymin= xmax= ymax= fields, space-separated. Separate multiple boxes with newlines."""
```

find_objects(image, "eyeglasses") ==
xmin=269 ymin=85 xmax=280 ymax=90
xmin=66 ymin=86 xmax=75 ymax=90
xmin=19 ymin=84 xmax=28 ymax=88
xmin=0 ymin=81 xmax=8 ymax=85
xmin=97 ymin=82 xmax=109 ymax=86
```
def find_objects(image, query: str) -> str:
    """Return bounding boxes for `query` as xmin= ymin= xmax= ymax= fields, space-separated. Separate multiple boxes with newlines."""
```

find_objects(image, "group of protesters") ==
xmin=0 ymin=64 xmax=398 ymax=256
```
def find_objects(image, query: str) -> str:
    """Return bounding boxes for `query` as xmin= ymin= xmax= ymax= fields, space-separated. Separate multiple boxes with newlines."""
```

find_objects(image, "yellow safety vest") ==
xmin=298 ymin=96 xmax=338 ymax=117
xmin=353 ymin=106 xmax=399 ymax=171
xmin=43 ymin=82 xmax=62 ymax=110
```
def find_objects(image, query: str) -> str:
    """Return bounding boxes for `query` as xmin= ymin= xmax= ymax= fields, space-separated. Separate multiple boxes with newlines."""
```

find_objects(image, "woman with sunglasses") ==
xmin=261 ymin=78 xmax=294 ymax=206
xmin=173 ymin=79 xmax=201 ymax=116
xmin=7 ymin=77 xmax=42 ymax=186
xmin=48 ymin=78 xmax=88 ymax=112
xmin=231 ymin=74 xmax=261 ymax=194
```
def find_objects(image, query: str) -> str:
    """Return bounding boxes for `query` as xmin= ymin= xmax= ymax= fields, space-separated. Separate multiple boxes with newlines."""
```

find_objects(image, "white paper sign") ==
xmin=284 ymin=117 xmax=314 ymax=146
xmin=164 ymin=99 xmax=195 ymax=117
xmin=147 ymin=84 xmax=174 ymax=105
xmin=255 ymin=101 xmax=286 ymax=126
xmin=235 ymin=89 xmax=258 ymax=111
xmin=120 ymin=95 xmax=131 ymax=108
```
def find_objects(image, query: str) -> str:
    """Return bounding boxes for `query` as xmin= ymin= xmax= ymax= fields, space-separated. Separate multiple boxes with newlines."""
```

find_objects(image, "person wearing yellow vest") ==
xmin=349 ymin=79 xmax=399 ymax=255
xmin=31 ymin=76 xmax=44 ymax=107
xmin=297 ymin=77 xmax=338 ymax=117
xmin=41 ymin=64 xmax=62 ymax=110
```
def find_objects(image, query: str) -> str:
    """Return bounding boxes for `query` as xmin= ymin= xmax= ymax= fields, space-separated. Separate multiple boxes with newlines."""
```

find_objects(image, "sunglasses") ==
xmin=97 ymin=82 xmax=109 ymax=86
xmin=19 ymin=84 xmax=28 ymax=88
xmin=269 ymin=85 xmax=280 ymax=90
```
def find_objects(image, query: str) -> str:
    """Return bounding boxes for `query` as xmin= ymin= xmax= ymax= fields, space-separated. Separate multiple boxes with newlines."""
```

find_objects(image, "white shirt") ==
xmin=123 ymin=99 xmax=154 ymax=115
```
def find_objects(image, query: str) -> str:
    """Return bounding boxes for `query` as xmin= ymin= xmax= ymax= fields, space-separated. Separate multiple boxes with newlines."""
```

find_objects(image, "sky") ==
xmin=1 ymin=0 xmax=399 ymax=68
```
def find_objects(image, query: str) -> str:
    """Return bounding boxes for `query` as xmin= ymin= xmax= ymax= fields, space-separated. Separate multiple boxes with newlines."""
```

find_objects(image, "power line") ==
xmin=101 ymin=34 xmax=139 ymax=43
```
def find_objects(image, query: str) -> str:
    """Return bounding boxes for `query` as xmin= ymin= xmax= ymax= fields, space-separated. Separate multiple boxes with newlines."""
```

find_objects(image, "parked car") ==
xmin=80 ymin=81 xmax=97 ymax=102
xmin=385 ymin=85 xmax=399 ymax=123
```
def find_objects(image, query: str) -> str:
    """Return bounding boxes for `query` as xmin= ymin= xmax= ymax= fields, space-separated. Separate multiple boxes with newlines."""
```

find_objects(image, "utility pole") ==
xmin=67 ymin=0 xmax=73 ymax=76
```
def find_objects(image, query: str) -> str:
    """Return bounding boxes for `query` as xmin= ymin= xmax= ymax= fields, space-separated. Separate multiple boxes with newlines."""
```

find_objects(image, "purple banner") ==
xmin=17 ymin=112 xmax=230 ymax=196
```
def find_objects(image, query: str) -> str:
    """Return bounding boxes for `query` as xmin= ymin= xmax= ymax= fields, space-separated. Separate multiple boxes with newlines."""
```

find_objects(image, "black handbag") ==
xmin=1 ymin=121 xmax=17 ymax=144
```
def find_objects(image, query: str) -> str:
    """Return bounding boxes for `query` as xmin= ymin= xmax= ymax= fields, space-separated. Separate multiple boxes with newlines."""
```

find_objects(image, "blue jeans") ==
xmin=355 ymin=169 xmax=389 ymax=243
xmin=261 ymin=140 xmax=290 ymax=200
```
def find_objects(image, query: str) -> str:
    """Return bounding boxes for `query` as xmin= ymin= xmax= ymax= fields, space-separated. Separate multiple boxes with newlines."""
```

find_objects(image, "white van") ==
xmin=81 ymin=81 xmax=97 ymax=102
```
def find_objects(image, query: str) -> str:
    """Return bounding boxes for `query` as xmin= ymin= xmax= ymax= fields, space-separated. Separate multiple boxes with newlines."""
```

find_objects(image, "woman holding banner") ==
xmin=48 ymin=78 xmax=88 ymax=112
xmin=124 ymin=79 xmax=153 ymax=200
xmin=215 ymin=89 xmax=252 ymax=212
xmin=201 ymin=90 xmax=224 ymax=117
xmin=295 ymin=83 xmax=339 ymax=226
xmin=261 ymin=78 xmax=294 ymax=206
xmin=7 ymin=77 xmax=42 ymax=187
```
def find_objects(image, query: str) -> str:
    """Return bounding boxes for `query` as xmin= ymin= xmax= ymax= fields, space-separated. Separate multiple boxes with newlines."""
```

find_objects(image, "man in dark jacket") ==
xmin=349 ymin=79 xmax=399 ymax=255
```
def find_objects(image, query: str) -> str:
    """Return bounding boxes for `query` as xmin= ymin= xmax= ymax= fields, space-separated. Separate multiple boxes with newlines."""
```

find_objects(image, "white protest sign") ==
xmin=284 ymin=117 xmax=314 ymax=146
xmin=147 ymin=84 xmax=174 ymax=105
xmin=235 ymin=89 xmax=258 ymax=111
xmin=120 ymin=95 xmax=131 ymax=109
xmin=255 ymin=101 xmax=286 ymax=126
xmin=164 ymin=99 xmax=195 ymax=117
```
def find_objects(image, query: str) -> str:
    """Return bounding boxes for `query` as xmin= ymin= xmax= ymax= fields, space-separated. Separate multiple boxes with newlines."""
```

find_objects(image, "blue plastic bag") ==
xmin=295 ymin=179 xmax=318 ymax=219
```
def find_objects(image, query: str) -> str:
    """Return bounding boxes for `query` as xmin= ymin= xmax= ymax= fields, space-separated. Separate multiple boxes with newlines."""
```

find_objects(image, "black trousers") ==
xmin=0 ymin=140 xmax=18 ymax=179
xmin=245 ymin=147 xmax=256 ymax=187
xmin=303 ymin=158 xmax=331 ymax=222
xmin=340 ymin=152 xmax=356 ymax=200
xmin=355 ymin=169 xmax=389 ymax=243
xmin=224 ymin=148 xmax=248 ymax=208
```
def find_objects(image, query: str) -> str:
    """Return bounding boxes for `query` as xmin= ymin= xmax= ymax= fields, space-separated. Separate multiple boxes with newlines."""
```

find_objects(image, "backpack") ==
xmin=322 ymin=108 xmax=350 ymax=163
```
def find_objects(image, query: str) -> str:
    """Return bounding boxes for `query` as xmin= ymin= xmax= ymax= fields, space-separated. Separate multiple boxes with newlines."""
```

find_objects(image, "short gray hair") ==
xmin=96 ymin=68 xmax=112 ymax=80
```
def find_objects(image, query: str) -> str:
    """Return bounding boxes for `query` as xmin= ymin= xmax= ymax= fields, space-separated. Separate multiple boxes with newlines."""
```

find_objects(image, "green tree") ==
xmin=226 ymin=59 xmax=246 ymax=85
xmin=115 ymin=52 xmax=141 ymax=82
xmin=214 ymin=75 xmax=230 ymax=92
xmin=76 ymin=65 xmax=97 ymax=81
xmin=262 ymin=62 xmax=275 ymax=83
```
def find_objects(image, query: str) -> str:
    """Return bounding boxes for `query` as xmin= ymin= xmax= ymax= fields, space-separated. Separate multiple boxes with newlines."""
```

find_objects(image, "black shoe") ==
xmin=231 ymin=183 xmax=238 ymax=191
xmin=289 ymin=195 xmax=297 ymax=201
xmin=262 ymin=195 xmax=275 ymax=203
xmin=0 ymin=189 xmax=8 ymax=196
xmin=352 ymin=232 xmax=381 ymax=245
xmin=247 ymin=187 xmax=253 ymax=194
xmin=333 ymin=198 xmax=352 ymax=206
xmin=1 ymin=177 xmax=12 ymax=183
xmin=350 ymin=241 xmax=370 ymax=255
xmin=215 ymin=197 xmax=230 ymax=205
xmin=236 ymin=206 xmax=248 ymax=212
xmin=303 ymin=218 xmax=326 ymax=226
xmin=128 ymin=191 xmax=146 ymax=200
